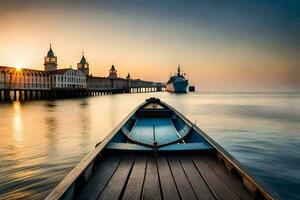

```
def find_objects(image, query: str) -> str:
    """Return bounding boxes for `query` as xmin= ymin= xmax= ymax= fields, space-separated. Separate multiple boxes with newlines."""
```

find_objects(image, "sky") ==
xmin=0 ymin=0 xmax=299 ymax=91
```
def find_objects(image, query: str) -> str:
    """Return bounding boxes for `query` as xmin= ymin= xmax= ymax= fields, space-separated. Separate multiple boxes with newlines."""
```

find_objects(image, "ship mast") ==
xmin=177 ymin=65 xmax=181 ymax=76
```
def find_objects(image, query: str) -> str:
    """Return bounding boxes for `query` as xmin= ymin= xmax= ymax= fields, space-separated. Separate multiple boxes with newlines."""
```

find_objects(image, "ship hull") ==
xmin=166 ymin=80 xmax=188 ymax=93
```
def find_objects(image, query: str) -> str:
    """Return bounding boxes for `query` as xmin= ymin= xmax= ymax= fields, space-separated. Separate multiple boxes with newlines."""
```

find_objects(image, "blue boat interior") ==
xmin=106 ymin=101 xmax=213 ymax=152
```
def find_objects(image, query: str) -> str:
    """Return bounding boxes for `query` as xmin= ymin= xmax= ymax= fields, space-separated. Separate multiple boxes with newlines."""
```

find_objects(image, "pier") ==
xmin=0 ymin=66 xmax=165 ymax=102
xmin=0 ymin=45 xmax=166 ymax=102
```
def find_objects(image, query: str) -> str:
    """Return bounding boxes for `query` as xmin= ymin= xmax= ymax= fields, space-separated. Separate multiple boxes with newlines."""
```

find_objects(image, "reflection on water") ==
xmin=0 ymin=92 xmax=299 ymax=199
xmin=13 ymin=102 xmax=23 ymax=143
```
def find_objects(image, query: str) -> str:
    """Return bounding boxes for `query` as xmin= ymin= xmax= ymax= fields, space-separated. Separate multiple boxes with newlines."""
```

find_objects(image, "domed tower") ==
xmin=126 ymin=73 xmax=131 ymax=80
xmin=77 ymin=52 xmax=89 ymax=76
xmin=126 ymin=73 xmax=131 ymax=88
xmin=44 ymin=44 xmax=57 ymax=71
xmin=108 ymin=65 xmax=117 ymax=78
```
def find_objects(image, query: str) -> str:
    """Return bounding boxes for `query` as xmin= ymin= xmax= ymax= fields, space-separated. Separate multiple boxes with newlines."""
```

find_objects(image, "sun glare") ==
xmin=14 ymin=63 xmax=24 ymax=71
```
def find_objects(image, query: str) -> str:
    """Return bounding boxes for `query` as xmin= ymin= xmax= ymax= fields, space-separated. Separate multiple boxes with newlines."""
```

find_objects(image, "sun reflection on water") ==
xmin=13 ymin=101 xmax=23 ymax=142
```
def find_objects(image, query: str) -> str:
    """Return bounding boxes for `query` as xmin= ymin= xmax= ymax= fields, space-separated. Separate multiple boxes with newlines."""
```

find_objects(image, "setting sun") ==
xmin=14 ymin=63 xmax=23 ymax=71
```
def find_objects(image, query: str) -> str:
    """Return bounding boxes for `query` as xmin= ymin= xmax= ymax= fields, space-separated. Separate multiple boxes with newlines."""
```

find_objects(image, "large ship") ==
xmin=166 ymin=66 xmax=188 ymax=93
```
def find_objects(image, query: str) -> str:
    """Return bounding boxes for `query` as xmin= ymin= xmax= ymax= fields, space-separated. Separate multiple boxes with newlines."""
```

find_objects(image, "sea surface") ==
xmin=0 ymin=92 xmax=299 ymax=200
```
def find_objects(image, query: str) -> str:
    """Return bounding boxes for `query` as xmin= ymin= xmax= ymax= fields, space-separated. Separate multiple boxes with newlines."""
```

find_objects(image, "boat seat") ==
xmin=105 ymin=142 xmax=213 ymax=152
xmin=124 ymin=118 xmax=190 ymax=147
xmin=158 ymin=143 xmax=213 ymax=151
xmin=105 ymin=143 xmax=152 ymax=151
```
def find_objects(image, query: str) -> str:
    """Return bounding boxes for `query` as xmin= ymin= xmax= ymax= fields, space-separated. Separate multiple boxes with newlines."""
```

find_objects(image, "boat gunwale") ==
xmin=160 ymin=101 xmax=280 ymax=200
xmin=45 ymin=102 xmax=146 ymax=200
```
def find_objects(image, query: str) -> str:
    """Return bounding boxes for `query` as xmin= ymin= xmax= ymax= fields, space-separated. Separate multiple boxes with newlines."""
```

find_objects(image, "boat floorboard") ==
xmin=76 ymin=151 xmax=254 ymax=200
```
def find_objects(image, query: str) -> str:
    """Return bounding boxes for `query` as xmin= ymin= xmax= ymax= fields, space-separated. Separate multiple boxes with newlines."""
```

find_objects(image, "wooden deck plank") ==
xmin=142 ymin=155 xmax=161 ymax=200
xmin=179 ymin=156 xmax=215 ymax=200
xmin=98 ymin=155 xmax=135 ymax=200
xmin=77 ymin=155 xmax=122 ymax=200
xmin=157 ymin=155 xmax=180 ymax=200
xmin=122 ymin=155 xmax=147 ymax=200
xmin=167 ymin=155 xmax=197 ymax=200
xmin=192 ymin=155 xmax=240 ymax=200
xmin=204 ymin=156 xmax=254 ymax=200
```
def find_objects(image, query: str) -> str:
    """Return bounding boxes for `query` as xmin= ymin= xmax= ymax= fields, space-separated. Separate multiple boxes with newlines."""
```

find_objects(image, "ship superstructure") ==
xmin=166 ymin=66 xmax=188 ymax=93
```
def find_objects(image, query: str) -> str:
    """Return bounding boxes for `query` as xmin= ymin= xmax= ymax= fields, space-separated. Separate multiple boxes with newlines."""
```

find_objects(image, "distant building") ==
xmin=49 ymin=68 xmax=86 ymax=89
xmin=0 ymin=66 xmax=50 ymax=90
xmin=1 ymin=44 xmax=163 ymax=96
xmin=44 ymin=44 xmax=58 ymax=71
xmin=43 ymin=44 xmax=87 ymax=89
xmin=108 ymin=65 xmax=117 ymax=78
xmin=77 ymin=52 xmax=89 ymax=76
xmin=87 ymin=76 xmax=112 ymax=90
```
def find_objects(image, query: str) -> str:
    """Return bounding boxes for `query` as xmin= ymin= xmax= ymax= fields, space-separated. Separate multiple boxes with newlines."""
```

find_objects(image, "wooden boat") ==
xmin=46 ymin=98 xmax=278 ymax=200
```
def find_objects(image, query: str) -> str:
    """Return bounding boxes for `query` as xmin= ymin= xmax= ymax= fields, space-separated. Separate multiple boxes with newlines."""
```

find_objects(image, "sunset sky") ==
xmin=0 ymin=0 xmax=299 ymax=91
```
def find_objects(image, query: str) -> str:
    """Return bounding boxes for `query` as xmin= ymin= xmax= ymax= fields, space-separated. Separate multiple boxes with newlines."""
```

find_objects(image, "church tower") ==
xmin=77 ymin=52 xmax=89 ymax=76
xmin=44 ymin=44 xmax=57 ymax=71
xmin=108 ymin=65 xmax=117 ymax=78
xmin=126 ymin=73 xmax=130 ymax=80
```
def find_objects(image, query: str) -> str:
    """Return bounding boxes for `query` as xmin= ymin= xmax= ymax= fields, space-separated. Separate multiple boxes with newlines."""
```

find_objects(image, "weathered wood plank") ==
xmin=98 ymin=155 xmax=135 ymax=200
xmin=179 ymin=155 xmax=215 ymax=200
xmin=122 ymin=155 xmax=147 ymax=200
xmin=168 ymin=155 xmax=197 ymax=200
xmin=77 ymin=155 xmax=122 ymax=200
xmin=142 ymin=155 xmax=161 ymax=200
xmin=157 ymin=155 xmax=180 ymax=200
xmin=192 ymin=155 xmax=239 ymax=200
xmin=204 ymin=156 xmax=254 ymax=200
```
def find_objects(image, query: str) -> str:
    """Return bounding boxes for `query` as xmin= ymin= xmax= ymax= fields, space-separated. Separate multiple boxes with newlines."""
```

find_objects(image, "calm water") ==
xmin=0 ymin=92 xmax=299 ymax=200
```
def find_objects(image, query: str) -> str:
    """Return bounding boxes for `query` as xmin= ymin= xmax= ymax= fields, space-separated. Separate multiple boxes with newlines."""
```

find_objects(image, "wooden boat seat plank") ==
xmin=142 ymin=155 xmax=161 ymax=200
xmin=122 ymin=155 xmax=147 ymax=200
xmin=192 ymin=155 xmax=240 ymax=200
xmin=179 ymin=155 xmax=215 ymax=200
xmin=159 ymin=143 xmax=213 ymax=151
xmin=106 ymin=142 xmax=153 ymax=151
xmin=98 ymin=155 xmax=135 ymax=200
xmin=204 ymin=156 xmax=255 ymax=200
xmin=157 ymin=155 xmax=180 ymax=200
xmin=77 ymin=155 xmax=122 ymax=200
xmin=105 ymin=142 xmax=213 ymax=151
xmin=168 ymin=155 xmax=198 ymax=200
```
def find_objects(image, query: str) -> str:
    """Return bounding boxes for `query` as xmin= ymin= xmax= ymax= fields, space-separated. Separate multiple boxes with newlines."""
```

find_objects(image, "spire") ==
xmin=47 ymin=43 xmax=55 ymax=57
xmin=111 ymin=65 xmax=116 ymax=71
xmin=126 ymin=73 xmax=131 ymax=79
xmin=108 ymin=64 xmax=117 ymax=78
xmin=177 ymin=64 xmax=181 ymax=76
xmin=80 ymin=51 xmax=87 ymax=64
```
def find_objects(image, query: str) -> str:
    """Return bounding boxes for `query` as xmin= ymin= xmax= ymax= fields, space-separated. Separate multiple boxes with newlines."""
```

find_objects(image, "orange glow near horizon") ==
xmin=0 ymin=6 xmax=299 ymax=92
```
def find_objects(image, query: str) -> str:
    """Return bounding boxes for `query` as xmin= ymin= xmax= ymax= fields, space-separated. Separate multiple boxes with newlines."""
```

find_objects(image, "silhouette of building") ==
xmin=126 ymin=73 xmax=131 ymax=80
xmin=0 ymin=44 xmax=165 ymax=101
xmin=44 ymin=44 xmax=58 ymax=71
xmin=108 ymin=65 xmax=117 ymax=78
xmin=77 ymin=52 xmax=89 ymax=76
